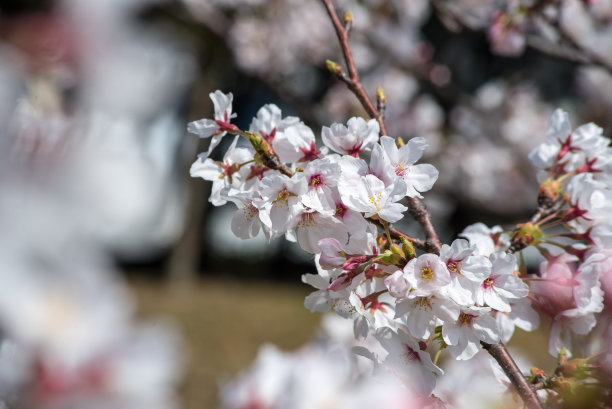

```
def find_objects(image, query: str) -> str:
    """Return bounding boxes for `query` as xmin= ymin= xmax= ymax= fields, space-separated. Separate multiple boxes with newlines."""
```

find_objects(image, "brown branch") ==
xmin=406 ymin=197 xmax=442 ymax=254
xmin=320 ymin=0 xmax=388 ymax=137
xmin=481 ymin=341 xmax=543 ymax=409
xmin=320 ymin=4 xmax=541 ymax=407
xmin=370 ymin=218 xmax=428 ymax=251
xmin=320 ymin=0 xmax=442 ymax=254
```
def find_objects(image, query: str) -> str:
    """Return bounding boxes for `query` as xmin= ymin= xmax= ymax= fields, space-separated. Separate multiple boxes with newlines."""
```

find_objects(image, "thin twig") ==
xmin=320 ymin=0 xmax=388 ymax=137
xmin=320 ymin=0 xmax=442 ymax=254
xmin=371 ymin=218 xmax=428 ymax=251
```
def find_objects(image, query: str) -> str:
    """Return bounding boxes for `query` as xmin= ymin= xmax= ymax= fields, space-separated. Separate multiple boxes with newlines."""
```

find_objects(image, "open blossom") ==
xmin=529 ymin=109 xmax=610 ymax=175
xmin=395 ymin=294 xmax=460 ymax=340
xmin=442 ymin=306 xmax=500 ymax=360
xmin=300 ymin=157 xmax=341 ymax=214
xmin=187 ymin=90 xmax=235 ymax=158
xmin=273 ymin=122 xmax=324 ymax=163
xmin=249 ymin=103 xmax=299 ymax=142
xmin=302 ymin=263 xmax=349 ymax=314
xmin=565 ymin=173 xmax=612 ymax=242
xmin=292 ymin=211 xmax=349 ymax=254
xmin=227 ymin=190 xmax=266 ymax=240
xmin=329 ymin=188 xmax=370 ymax=238
xmin=375 ymin=327 xmax=443 ymax=395
xmin=190 ymin=135 xmax=253 ymax=206
xmin=475 ymin=252 xmax=529 ymax=313
xmin=439 ymin=239 xmax=491 ymax=306
xmin=254 ymin=174 xmax=307 ymax=238
xmin=403 ymin=253 xmax=450 ymax=297
xmin=321 ymin=117 xmax=379 ymax=157
xmin=378 ymin=135 xmax=438 ymax=198
xmin=341 ymin=174 xmax=407 ymax=223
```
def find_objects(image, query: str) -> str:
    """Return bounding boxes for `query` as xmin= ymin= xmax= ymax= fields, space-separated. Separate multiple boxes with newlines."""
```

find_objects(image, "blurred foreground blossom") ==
xmin=0 ymin=0 xmax=194 ymax=407
xmin=221 ymin=316 xmax=445 ymax=409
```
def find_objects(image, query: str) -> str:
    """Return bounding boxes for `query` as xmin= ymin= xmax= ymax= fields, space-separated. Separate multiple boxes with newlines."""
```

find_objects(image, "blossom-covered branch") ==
xmin=320 ymin=0 xmax=442 ymax=254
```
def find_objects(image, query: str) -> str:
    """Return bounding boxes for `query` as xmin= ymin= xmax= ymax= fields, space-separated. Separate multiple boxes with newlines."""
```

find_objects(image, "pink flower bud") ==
xmin=318 ymin=238 xmax=346 ymax=270
xmin=532 ymin=260 xmax=577 ymax=315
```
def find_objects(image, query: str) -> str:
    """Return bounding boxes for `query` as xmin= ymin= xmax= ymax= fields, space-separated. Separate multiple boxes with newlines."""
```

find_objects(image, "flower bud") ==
xmin=379 ymin=249 xmax=404 ymax=266
xmin=343 ymin=10 xmax=353 ymax=27
xmin=510 ymin=222 xmax=542 ymax=250
xmin=376 ymin=87 xmax=386 ymax=105
xmin=560 ymin=358 xmax=590 ymax=380
xmin=247 ymin=131 xmax=265 ymax=151
xmin=400 ymin=237 xmax=416 ymax=260
xmin=538 ymin=178 xmax=563 ymax=207
xmin=326 ymin=60 xmax=342 ymax=75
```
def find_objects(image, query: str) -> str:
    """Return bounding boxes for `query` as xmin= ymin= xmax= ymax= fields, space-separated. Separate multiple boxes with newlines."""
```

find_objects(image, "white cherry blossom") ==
xmin=292 ymin=211 xmax=349 ymax=254
xmin=403 ymin=253 xmax=450 ymax=297
xmin=249 ymin=103 xmax=300 ymax=141
xmin=395 ymin=294 xmax=460 ymax=339
xmin=300 ymin=156 xmax=341 ymax=214
xmin=321 ymin=117 xmax=380 ymax=157
xmin=375 ymin=327 xmax=443 ymax=395
xmin=273 ymin=122 xmax=324 ymax=163
xmin=475 ymin=252 xmax=529 ymax=313
xmin=187 ymin=90 xmax=235 ymax=158
xmin=442 ymin=306 xmax=500 ymax=360
xmin=378 ymin=135 xmax=439 ymax=198
xmin=340 ymin=174 xmax=407 ymax=223
xmin=190 ymin=135 xmax=253 ymax=206
xmin=255 ymin=174 xmax=307 ymax=238
xmin=440 ymin=239 xmax=491 ymax=306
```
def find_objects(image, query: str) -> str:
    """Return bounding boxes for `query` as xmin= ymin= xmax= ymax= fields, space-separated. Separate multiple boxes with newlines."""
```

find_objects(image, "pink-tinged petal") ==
xmin=209 ymin=90 xmax=233 ymax=120
xmin=231 ymin=205 xmax=260 ymax=239
xmin=318 ymin=238 xmax=346 ymax=269
xmin=187 ymin=118 xmax=219 ymax=139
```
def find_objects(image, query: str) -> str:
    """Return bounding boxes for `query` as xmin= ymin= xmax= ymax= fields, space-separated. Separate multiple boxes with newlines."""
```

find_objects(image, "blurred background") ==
xmin=1 ymin=0 xmax=611 ymax=407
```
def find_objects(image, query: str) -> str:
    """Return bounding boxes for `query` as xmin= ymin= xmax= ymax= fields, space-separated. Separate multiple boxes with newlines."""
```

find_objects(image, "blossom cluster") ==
xmin=221 ymin=314 xmax=529 ymax=409
xmin=527 ymin=109 xmax=612 ymax=357
xmin=187 ymin=0 xmax=612 ymax=223
xmin=190 ymin=90 xmax=612 ymax=403
xmin=221 ymin=316 xmax=439 ymax=409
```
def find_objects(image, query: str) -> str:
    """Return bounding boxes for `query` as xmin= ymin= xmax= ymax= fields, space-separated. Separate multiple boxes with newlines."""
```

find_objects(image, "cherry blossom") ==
xmin=321 ymin=117 xmax=379 ymax=157
xmin=378 ymin=136 xmax=439 ymax=198
xmin=442 ymin=306 xmax=500 ymax=360
xmin=403 ymin=254 xmax=450 ymax=297
xmin=340 ymin=174 xmax=407 ymax=223
xmin=475 ymin=252 xmax=529 ymax=313
xmin=187 ymin=91 xmax=236 ymax=158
